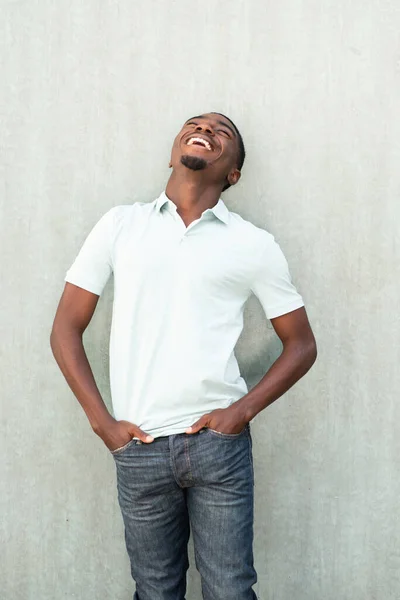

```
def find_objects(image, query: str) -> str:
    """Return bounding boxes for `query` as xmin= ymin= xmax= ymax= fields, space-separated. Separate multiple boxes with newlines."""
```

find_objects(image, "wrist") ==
xmin=230 ymin=399 xmax=253 ymax=424
xmin=91 ymin=413 xmax=116 ymax=436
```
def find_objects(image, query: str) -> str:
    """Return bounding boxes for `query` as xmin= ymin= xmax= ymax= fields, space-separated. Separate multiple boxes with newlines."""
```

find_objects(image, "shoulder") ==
xmin=106 ymin=200 xmax=152 ymax=221
xmin=226 ymin=209 xmax=293 ymax=280
xmin=227 ymin=209 xmax=276 ymax=251
xmin=102 ymin=200 xmax=155 ymax=234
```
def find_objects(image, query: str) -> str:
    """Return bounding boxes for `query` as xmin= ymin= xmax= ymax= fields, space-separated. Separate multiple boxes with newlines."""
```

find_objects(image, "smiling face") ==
xmin=169 ymin=113 xmax=242 ymax=190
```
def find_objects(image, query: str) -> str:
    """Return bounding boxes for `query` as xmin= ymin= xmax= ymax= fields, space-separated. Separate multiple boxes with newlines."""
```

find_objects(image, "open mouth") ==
xmin=185 ymin=136 xmax=213 ymax=151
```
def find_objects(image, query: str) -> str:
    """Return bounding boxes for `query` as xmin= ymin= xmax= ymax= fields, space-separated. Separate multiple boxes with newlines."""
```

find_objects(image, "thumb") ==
xmin=131 ymin=425 xmax=154 ymax=444
xmin=186 ymin=414 xmax=210 ymax=434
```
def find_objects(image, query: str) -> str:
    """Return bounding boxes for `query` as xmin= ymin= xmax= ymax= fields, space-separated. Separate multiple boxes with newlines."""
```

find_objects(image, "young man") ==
xmin=50 ymin=112 xmax=317 ymax=600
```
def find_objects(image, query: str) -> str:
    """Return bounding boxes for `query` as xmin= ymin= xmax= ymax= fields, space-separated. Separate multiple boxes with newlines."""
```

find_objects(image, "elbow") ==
xmin=50 ymin=321 xmax=61 ymax=357
xmin=304 ymin=334 xmax=317 ymax=370
xmin=309 ymin=338 xmax=318 ymax=366
xmin=286 ymin=333 xmax=317 ymax=373
xmin=49 ymin=317 xmax=82 ymax=357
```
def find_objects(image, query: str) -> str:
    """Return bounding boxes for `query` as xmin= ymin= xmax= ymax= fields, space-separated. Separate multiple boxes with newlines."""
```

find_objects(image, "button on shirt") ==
xmin=65 ymin=191 xmax=304 ymax=437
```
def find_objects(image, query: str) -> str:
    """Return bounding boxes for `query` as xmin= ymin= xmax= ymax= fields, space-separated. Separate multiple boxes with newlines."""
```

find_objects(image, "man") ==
xmin=50 ymin=112 xmax=317 ymax=600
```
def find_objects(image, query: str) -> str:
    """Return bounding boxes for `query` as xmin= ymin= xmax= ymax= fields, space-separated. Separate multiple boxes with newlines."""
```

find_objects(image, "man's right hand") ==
xmin=95 ymin=418 xmax=154 ymax=452
xmin=50 ymin=284 xmax=155 ymax=451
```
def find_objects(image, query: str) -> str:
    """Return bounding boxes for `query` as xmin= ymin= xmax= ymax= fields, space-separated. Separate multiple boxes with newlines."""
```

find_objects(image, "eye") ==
xmin=219 ymin=129 xmax=230 ymax=138
xmin=186 ymin=122 xmax=197 ymax=127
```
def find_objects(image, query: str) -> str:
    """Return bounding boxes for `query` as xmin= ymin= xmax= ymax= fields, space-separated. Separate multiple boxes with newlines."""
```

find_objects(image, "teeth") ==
xmin=186 ymin=137 xmax=212 ymax=151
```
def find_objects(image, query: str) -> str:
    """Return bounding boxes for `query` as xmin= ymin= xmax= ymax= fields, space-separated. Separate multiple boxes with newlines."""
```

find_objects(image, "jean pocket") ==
xmin=110 ymin=438 xmax=136 ymax=455
xmin=207 ymin=425 xmax=247 ymax=439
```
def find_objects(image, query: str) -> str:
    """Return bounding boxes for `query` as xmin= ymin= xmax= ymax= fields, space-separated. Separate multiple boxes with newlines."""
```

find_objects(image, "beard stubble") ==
xmin=180 ymin=155 xmax=208 ymax=171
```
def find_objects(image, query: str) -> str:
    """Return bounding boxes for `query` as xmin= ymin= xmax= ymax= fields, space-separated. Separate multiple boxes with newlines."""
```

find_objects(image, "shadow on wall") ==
xmin=236 ymin=294 xmax=283 ymax=391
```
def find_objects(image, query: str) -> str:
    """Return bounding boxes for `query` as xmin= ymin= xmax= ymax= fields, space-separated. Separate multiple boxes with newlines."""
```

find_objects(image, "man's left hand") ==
xmin=185 ymin=405 xmax=248 ymax=435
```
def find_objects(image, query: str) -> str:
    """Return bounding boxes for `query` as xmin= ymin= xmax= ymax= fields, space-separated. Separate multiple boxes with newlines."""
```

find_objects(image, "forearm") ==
xmin=50 ymin=325 xmax=114 ymax=432
xmin=234 ymin=338 xmax=317 ymax=422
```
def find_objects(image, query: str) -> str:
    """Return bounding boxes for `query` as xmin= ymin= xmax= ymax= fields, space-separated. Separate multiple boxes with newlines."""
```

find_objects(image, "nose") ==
xmin=194 ymin=123 xmax=215 ymax=136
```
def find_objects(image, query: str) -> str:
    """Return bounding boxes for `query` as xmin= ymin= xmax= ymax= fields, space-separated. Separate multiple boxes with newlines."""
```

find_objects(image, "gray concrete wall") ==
xmin=1 ymin=1 xmax=399 ymax=598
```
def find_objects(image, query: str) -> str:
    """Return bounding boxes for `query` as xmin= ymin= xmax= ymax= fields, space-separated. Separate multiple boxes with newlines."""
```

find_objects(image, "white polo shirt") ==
xmin=65 ymin=191 xmax=304 ymax=437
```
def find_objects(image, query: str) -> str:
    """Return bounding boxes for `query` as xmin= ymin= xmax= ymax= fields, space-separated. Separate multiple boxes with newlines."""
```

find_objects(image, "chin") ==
xmin=180 ymin=155 xmax=207 ymax=171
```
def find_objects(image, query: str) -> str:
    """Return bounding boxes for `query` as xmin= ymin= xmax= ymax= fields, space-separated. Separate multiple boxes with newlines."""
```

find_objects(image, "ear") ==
xmin=227 ymin=168 xmax=241 ymax=187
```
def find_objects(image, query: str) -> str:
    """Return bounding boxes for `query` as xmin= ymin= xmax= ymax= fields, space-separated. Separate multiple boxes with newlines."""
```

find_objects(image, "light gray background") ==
xmin=1 ymin=1 xmax=399 ymax=599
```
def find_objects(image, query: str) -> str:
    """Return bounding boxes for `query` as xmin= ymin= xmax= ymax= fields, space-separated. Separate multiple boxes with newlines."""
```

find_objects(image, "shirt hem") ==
xmin=267 ymin=300 xmax=305 ymax=319
xmin=64 ymin=275 xmax=103 ymax=296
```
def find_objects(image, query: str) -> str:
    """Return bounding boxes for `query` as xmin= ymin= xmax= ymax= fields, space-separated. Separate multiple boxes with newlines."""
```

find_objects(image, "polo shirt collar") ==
xmin=155 ymin=191 xmax=229 ymax=225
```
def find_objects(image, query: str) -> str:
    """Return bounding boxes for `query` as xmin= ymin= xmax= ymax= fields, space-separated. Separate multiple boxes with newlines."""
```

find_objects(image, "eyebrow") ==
xmin=185 ymin=115 xmax=237 ymax=137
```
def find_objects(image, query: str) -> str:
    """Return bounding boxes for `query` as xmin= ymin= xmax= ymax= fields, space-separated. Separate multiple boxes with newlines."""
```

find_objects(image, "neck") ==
xmin=165 ymin=169 xmax=223 ymax=227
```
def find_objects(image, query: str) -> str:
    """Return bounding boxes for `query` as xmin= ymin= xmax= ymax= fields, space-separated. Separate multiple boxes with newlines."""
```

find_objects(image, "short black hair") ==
xmin=211 ymin=112 xmax=245 ymax=191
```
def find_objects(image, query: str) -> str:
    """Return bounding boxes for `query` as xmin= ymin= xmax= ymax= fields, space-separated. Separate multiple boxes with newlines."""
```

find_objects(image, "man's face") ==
xmin=170 ymin=113 xmax=241 ymax=188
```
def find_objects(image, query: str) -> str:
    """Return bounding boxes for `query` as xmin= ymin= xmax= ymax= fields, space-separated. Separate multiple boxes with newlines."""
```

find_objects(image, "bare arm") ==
xmin=234 ymin=306 xmax=317 ymax=420
xmin=187 ymin=307 xmax=317 ymax=434
xmin=50 ymin=283 xmax=153 ymax=448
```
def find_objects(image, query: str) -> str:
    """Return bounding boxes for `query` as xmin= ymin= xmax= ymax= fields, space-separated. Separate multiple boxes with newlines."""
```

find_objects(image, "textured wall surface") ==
xmin=1 ymin=1 xmax=399 ymax=599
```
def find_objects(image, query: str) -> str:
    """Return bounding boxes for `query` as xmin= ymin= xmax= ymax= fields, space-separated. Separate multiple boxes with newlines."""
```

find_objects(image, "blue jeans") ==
xmin=111 ymin=425 xmax=257 ymax=600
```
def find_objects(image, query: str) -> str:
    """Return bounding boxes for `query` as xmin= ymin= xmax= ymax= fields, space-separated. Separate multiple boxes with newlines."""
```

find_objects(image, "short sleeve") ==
xmin=250 ymin=234 xmax=304 ymax=319
xmin=64 ymin=208 xmax=116 ymax=296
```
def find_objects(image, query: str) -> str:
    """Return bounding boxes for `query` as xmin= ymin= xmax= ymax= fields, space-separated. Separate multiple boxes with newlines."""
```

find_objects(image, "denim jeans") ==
xmin=111 ymin=425 xmax=257 ymax=600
